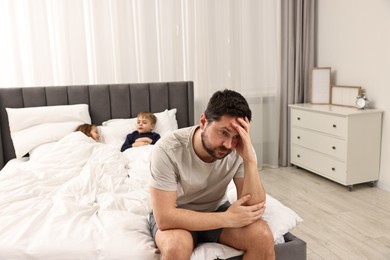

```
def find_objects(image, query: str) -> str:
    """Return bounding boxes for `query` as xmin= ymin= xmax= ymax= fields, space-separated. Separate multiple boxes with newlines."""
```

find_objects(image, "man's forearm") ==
xmin=157 ymin=207 xmax=227 ymax=231
xmin=239 ymin=160 xmax=266 ymax=205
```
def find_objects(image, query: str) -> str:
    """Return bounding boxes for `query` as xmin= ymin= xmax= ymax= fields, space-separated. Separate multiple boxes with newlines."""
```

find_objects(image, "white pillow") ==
xmin=262 ymin=194 xmax=303 ymax=241
xmin=227 ymin=182 xmax=303 ymax=242
xmin=154 ymin=109 xmax=178 ymax=136
xmin=98 ymin=123 xmax=136 ymax=150
xmin=102 ymin=118 xmax=134 ymax=127
xmin=167 ymin=108 xmax=178 ymax=130
xmin=6 ymin=104 xmax=91 ymax=158
xmin=99 ymin=108 xmax=178 ymax=149
xmin=103 ymin=109 xmax=178 ymax=133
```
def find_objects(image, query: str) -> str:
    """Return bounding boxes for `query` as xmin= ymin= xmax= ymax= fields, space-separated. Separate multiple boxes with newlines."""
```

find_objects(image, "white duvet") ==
xmin=0 ymin=132 xmax=301 ymax=260
xmin=0 ymin=132 xmax=158 ymax=260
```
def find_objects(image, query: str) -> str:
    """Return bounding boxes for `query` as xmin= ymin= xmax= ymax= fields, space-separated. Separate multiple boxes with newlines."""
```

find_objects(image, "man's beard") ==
xmin=201 ymin=128 xmax=232 ymax=160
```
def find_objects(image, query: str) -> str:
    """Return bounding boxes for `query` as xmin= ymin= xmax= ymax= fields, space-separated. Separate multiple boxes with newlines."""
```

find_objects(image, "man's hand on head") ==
xmin=232 ymin=117 xmax=255 ymax=161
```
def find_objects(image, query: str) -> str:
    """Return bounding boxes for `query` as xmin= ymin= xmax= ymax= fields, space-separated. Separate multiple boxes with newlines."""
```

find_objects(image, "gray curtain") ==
xmin=279 ymin=0 xmax=316 ymax=166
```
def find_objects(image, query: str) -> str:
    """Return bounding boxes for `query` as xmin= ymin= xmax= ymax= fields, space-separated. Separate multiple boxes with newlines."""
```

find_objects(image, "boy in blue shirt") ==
xmin=120 ymin=112 xmax=160 ymax=152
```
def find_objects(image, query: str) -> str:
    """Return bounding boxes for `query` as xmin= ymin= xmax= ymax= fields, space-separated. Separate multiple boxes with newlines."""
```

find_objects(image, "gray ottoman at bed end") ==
xmin=225 ymin=232 xmax=306 ymax=260
xmin=275 ymin=232 xmax=306 ymax=260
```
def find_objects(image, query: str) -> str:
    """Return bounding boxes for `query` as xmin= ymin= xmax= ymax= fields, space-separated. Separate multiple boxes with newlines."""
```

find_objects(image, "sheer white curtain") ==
xmin=0 ymin=0 xmax=280 ymax=167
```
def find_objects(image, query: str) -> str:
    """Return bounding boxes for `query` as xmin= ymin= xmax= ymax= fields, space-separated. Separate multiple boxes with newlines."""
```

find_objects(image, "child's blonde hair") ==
xmin=137 ymin=112 xmax=157 ymax=125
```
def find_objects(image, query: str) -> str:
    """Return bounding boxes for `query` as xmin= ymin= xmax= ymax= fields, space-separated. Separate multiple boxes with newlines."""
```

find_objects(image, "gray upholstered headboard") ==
xmin=0 ymin=81 xmax=194 ymax=169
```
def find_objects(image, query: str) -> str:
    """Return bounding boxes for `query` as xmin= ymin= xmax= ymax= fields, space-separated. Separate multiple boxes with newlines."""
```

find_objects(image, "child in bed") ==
xmin=120 ymin=112 xmax=160 ymax=152
xmin=75 ymin=123 xmax=100 ymax=142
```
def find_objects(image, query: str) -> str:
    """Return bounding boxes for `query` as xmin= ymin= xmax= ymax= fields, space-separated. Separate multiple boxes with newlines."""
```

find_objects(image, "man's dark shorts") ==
xmin=149 ymin=201 xmax=231 ymax=247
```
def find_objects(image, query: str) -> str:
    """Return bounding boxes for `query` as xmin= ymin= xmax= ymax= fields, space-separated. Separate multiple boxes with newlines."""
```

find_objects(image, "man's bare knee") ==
xmin=246 ymin=220 xmax=275 ymax=259
xmin=248 ymin=220 xmax=274 ymax=245
xmin=156 ymin=229 xmax=194 ymax=260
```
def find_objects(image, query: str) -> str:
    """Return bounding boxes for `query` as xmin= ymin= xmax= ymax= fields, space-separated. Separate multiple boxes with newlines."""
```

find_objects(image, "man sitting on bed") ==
xmin=149 ymin=89 xmax=275 ymax=260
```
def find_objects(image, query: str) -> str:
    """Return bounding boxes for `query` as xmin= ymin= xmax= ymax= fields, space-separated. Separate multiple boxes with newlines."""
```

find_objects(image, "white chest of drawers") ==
xmin=289 ymin=104 xmax=383 ymax=190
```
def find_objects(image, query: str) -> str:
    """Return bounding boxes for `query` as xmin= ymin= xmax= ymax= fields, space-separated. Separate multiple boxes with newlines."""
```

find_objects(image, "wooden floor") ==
xmin=261 ymin=166 xmax=390 ymax=260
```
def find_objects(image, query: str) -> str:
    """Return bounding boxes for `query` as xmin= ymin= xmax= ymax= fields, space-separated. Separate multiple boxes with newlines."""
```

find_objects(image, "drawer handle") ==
xmin=331 ymin=167 xmax=335 ymax=171
xmin=332 ymin=146 xmax=336 ymax=150
xmin=297 ymin=155 xmax=300 ymax=158
xmin=297 ymin=117 xmax=301 ymax=121
xmin=297 ymin=136 xmax=301 ymax=140
xmin=333 ymin=124 xmax=337 ymax=128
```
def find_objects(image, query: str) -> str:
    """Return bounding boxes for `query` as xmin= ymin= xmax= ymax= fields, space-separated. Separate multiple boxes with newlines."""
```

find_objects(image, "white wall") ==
xmin=317 ymin=0 xmax=390 ymax=191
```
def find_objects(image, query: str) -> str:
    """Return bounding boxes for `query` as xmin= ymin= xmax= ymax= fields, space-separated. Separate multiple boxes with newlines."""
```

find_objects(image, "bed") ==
xmin=0 ymin=81 xmax=306 ymax=260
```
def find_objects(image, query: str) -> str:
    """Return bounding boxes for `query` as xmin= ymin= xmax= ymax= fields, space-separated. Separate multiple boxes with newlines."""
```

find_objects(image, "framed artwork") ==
xmin=310 ymin=67 xmax=331 ymax=104
xmin=331 ymin=85 xmax=362 ymax=107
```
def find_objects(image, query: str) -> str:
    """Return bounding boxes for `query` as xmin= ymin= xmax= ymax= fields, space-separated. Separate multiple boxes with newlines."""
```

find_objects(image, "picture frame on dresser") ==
xmin=331 ymin=85 xmax=362 ymax=107
xmin=310 ymin=67 xmax=331 ymax=104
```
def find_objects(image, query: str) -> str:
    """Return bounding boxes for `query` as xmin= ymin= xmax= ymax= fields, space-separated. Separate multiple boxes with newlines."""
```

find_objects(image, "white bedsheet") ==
xmin=0 ymin=132 xmax=301 ymax=260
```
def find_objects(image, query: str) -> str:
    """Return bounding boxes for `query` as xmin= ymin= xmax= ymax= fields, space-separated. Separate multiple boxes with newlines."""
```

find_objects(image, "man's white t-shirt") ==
xmin=150 ymin=126 xmax=244 ymax=212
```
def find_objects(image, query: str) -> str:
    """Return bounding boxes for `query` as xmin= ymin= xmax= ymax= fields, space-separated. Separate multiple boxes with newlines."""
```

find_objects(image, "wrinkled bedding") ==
xmin=0 ymin=132 xmax=158 ymax=260
xmin=0 ymin=132 xmax=300 ymax=260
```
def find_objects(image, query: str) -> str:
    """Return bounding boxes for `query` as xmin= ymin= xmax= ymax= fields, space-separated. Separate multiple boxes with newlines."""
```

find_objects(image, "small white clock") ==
xmin=355 ymin=94 xmax=369 ymax=109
